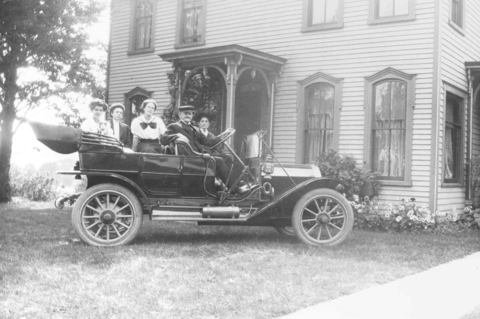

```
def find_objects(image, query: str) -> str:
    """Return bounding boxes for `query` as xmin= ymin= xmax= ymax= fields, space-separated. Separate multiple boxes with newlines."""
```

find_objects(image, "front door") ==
xmin=233 ymin=73 xmax=269 ymax=152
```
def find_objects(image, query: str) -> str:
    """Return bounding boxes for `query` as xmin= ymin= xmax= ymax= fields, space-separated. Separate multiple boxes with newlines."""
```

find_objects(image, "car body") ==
xmin=30 ymin=121 xmax=354 ymax=247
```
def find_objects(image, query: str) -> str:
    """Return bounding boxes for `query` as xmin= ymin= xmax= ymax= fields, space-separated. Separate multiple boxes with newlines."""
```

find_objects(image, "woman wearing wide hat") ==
xmin=81 ymin=99 xmax=113 ymax=136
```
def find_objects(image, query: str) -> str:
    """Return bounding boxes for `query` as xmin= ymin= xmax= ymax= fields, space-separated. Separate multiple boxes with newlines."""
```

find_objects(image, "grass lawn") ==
xmin=1 ymin=200 xmax=479 ymax=319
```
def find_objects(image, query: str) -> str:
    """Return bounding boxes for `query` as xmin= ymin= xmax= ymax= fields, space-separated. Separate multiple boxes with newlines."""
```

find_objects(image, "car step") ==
xmin=151 ymin=205 xmax=249 ymax=221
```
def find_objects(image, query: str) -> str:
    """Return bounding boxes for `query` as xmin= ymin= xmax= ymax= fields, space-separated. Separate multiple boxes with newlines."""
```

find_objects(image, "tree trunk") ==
xmin=0 ymin=68 xmax=18 ymax=203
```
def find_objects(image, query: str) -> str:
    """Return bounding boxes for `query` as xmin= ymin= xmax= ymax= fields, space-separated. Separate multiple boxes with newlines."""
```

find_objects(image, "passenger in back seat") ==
xmin=131 ymin=99 xmax=166 ymax=153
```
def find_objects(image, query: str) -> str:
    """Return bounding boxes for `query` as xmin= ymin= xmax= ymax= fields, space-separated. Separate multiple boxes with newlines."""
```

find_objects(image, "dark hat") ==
xmin=140 ymin=99 xmax=157 ymax=111
xmin=194 ymin=112 xmax=214 ymax=122
xmin=179 ymin=105 xmax=195 ymax=112
xmin=109 ymin=103 xmax=125 ymax=114
xmin=89 ymin=99 xmax=108 ymax=111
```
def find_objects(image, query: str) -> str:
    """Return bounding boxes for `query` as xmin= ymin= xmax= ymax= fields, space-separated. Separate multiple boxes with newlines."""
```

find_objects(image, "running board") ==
xmin=150 ymin=205 xmax=254 ymax=221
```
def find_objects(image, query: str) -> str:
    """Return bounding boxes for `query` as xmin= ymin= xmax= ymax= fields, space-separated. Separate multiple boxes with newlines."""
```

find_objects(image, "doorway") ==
xmin=233 ymin=72 xmax=269 ymax=152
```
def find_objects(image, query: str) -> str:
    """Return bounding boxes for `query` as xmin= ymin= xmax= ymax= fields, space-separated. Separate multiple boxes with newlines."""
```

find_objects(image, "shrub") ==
xmin=350 ymin=196 xmax=479 ymax=233
xmin=10 ymin=166 xmax=57 ymax=201
xmin=317 ymin=150 xmax=380 ymax=197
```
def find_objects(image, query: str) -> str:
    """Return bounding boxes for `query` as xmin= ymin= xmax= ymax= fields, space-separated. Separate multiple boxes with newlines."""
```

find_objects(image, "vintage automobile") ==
xmin=30 ymin=121 xmax=354 ymax=247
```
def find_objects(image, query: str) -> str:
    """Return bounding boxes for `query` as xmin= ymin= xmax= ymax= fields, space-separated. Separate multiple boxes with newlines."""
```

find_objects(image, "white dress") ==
xmin=81 ymin=118 xmax=113 ymax=136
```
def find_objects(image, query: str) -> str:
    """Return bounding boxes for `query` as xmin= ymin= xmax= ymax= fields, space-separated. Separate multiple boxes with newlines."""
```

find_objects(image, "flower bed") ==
xmin=349 ymin=195 xmax=480 ymax=233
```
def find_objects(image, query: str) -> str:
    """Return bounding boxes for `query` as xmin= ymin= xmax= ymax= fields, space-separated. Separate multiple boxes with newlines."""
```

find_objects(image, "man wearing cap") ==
xmin=161 ymin=105 xmax=249 ymax=193
xmin=109 ymin=103 xmax=131 ymax=147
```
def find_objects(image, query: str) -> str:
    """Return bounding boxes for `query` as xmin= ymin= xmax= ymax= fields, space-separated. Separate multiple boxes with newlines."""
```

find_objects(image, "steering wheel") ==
xmin=210 ymin=128 xmax=235 ymax=149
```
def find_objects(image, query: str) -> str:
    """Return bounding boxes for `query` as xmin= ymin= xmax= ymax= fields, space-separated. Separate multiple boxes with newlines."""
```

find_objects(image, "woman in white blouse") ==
xmin=80 ymin=99 xmax=113 ymax=136
xmin=131 ymin=99 xmax=166 ymax=153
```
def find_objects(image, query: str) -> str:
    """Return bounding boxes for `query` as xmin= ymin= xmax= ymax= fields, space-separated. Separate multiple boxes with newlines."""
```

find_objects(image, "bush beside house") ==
xmin=318 ymin=150 xmax=480 ymax=233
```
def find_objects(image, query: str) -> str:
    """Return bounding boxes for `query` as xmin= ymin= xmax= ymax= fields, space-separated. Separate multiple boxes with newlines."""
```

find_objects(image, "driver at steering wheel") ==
xmin=160 ymin=105 xmax=249 ymax=193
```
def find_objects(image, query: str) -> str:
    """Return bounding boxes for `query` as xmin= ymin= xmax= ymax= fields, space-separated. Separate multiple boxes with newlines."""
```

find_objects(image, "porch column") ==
xmin=467 ymin=70 xmax=474 ymax=202
xmin=224 ymin=54 xmax=242 ymax=130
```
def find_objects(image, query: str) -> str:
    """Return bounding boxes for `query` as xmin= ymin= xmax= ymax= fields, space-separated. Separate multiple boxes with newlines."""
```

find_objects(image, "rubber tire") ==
xmin=72 ymin=183 xmax=143 ymax=247
xmin=274 ymin=226 xmax=295 ymax=237
xmin=292 ymin=188 xmax=353 ymax=246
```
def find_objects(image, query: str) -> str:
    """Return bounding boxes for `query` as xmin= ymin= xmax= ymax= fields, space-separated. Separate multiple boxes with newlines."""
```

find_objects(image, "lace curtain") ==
xmin=372 ymin=80 xmax=406 ymax=179
xmin=304 ymin=83 xmax=335 ymax=163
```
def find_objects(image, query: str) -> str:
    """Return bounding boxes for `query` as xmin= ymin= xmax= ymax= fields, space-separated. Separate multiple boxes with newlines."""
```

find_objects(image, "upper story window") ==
xmin=364 ymin=68 xmax=415 ymax=186
xmin=450 ymin=0 xmax=465 ymax=32
xmin=176 ymin=0 xmax=206 ymax=48
xmin=296 ymin=72 xmax=342 ymax=164
xmin=129 ymin=0 xmax=155 ymax=54
xmin=369 ymin=0 xmax=415 ymax=24
xmin=302 ymin=0 xmax=344 ymax=32
xmin=443 ymin=89 xmax=465 ymax=185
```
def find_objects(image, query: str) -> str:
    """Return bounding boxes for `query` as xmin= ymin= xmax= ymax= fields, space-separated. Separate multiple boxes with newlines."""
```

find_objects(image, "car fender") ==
xmin=251 ymin=177 xmax=348 ymax=219
xmin=57 ymin=171 xmax=150 ymax=206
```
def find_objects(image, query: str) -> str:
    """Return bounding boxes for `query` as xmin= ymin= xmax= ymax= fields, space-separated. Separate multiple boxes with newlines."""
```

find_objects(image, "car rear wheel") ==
xmin=292 ymin=188 xmax=353 ymax=246
xmin=72 ymin=183 xmax=143 ymax=247
xmin=274 ymin=226 xmax=295 ymax=237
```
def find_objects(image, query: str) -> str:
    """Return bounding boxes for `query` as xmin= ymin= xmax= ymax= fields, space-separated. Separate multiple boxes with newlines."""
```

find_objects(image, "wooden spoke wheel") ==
xmin=292 ymin=188 xmax=353 ymax=246
xmin=72 ymin=184 xmax=143 ymax=247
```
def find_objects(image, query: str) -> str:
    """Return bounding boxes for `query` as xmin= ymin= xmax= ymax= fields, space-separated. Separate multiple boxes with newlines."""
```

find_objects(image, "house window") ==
xmin=372 ymin=80 xmax=407 ymax=180
xmin=302 ymin=0 xmax=344 ymax=32
xmin=296 ymin=72 xmax=342 ymax=164
xmin=451 ymin=0 xmax=464 ymax=29
xmin=124 ymin=87 xmax=153 ymax=125
xmin=364 ymin=68 xmax=415 ymax=186
xmin=369 ymin=0 xmax=415 ymax=24
xmin=176 ymin=0 xmax=206 ymax=48
xmin=443 ymin=92 xmax=464 ymax=184
xmin=304 ymin=83 xmax=335 ymax=163
xmin=129 ymin=0 xmax=155 ymax=54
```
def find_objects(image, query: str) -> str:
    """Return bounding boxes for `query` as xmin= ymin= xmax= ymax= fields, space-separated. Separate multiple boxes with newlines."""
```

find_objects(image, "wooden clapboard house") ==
xmin=106 ymin=0 xmax=480 ymax=213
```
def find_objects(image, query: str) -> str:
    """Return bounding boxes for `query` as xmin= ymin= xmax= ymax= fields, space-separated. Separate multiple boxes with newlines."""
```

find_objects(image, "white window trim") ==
xmin=301 ymin=0 xmax=344 ymax=32
xmin=296 ymin=72 xmax=343 ymax=164
xmin=368 ymin=0 xmax=416 ymax=25
xmin=448 ymin=0 xmax=466 ymax=35
xmin=364 ymin=68 xmax=415 ymax=186
xmin=128 ymin=0 xmax=156 ymax=55
xmin=441 ymin=82 xmax=467 ymax=187
xmin=175 ymin=0 xmax=207 ymax=49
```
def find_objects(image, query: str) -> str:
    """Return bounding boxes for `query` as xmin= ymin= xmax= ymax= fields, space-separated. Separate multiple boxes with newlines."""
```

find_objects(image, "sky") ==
xmin=11 ymin=1 xmax=111 ymax=172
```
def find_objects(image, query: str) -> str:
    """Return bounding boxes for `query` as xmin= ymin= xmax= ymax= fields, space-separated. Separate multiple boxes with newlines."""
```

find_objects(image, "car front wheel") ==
xmin=72 ymin=183 xmax=143 ymax=247
xmin=292 ymin=188 xmax=353 ymax=246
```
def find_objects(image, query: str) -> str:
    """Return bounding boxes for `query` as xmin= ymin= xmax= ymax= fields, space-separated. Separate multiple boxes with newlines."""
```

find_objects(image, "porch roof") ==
xmin=465 ymin=61 xmax=480 ymax=76
xmin=159 ymin=44 xmax=286 ymax=72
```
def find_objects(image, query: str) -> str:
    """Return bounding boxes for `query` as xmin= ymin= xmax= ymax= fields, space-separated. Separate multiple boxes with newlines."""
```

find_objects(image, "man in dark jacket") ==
xmin=109 ymin=103 xmax=131 ymax=147
xmin=161 ymin=105 xmax=248 ymax=193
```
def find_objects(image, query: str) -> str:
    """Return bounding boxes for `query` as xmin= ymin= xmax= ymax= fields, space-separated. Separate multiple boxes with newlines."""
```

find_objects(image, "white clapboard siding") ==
xmin=436 ymin=0 xmax=480 ymax=213
xmin=107 ymin=0 xmax=456 ymax=209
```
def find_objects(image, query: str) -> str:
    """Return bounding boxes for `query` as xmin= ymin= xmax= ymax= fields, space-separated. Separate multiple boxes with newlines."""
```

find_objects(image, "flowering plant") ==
xmin=350 ymin=196 xmax=479 ymax=233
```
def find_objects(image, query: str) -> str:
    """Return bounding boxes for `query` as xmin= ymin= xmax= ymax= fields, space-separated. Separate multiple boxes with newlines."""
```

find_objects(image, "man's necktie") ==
xmin=140 ymin=122 xmax=157 ymax=130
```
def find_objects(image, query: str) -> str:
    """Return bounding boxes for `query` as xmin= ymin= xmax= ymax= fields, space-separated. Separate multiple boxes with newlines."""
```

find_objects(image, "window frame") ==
xmin=301 ymin=0 xmax=344 ymax=32
xmin=296 ymin=72 xmax=343 ymax=164
xmin=128 ymin=0 xmax=156 ymax=55
xmin=442 ymin=84 xmax=466 ymax=187
xmin=175 ymin=0 xmax=207 ymax=49
xmin=364 ymin=68 xmax=415 ymax=186
xmin=368 ymin=0 xmax=416 ymax=25
xmin=124 ymin=87 xmax=153 ymax=125
xmin=449 ymin=0 xmax=465 ymax=34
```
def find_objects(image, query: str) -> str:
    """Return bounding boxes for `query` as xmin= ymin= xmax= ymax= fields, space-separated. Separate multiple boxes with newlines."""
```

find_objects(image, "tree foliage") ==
xmin=163 ymin=69 xmax=224 ymax=133
xmin=0 ymin=0 xmax=106 ymax=202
